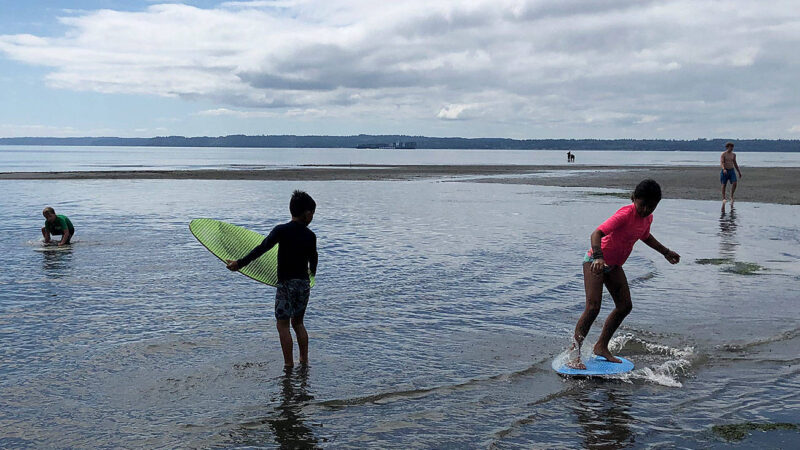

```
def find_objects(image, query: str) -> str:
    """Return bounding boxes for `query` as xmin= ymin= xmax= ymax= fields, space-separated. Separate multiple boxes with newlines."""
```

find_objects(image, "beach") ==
xmin=3 ymin=165 xmax=799 ymax=204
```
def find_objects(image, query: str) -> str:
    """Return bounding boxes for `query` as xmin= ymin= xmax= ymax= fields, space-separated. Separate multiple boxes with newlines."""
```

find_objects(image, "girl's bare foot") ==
xmin=566 ymin=358 xmax=586 ymax=370
xmin=593 ymin=345 xmax=622 ymax=363
xmin=565 ymin=340 xmax=585 ymax=369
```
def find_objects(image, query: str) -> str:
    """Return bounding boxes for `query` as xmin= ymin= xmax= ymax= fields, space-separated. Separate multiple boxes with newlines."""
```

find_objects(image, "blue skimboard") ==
xmin=553 ymin=355 xmax=634 ymax=377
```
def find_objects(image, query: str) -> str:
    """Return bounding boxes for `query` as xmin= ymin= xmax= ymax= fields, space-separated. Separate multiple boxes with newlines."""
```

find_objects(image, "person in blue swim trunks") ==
xmin=720 ymin=142 xmax=742 ymax=204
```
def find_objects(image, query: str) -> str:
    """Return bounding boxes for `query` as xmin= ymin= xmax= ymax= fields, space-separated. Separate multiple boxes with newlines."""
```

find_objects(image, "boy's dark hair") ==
xmin=290 ymin=190 xmax=316 ymax=217
xmin=725 ymin=141 xmax=734 ymax=148
xmin=631 ymin=179 xmax=661 ymax=203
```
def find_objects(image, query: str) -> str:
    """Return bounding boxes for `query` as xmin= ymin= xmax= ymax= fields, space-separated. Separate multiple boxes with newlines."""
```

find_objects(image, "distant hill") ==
xmin=0 ymin=135 xmax=798 ymax=151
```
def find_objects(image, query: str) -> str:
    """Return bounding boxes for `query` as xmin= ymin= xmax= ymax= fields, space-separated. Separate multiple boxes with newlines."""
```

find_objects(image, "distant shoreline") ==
xmin=1 ymin=136 xmax=799 ymax=151
xmin=2 ymin=165 xmax=798 ymax=205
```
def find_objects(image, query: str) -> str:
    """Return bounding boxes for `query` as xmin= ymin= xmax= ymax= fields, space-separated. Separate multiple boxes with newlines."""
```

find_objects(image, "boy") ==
xmin=720 ymin=142 xmax=742 ymax=203
xmin=42 ymin=207 xmax=75 ymax=246
xmin=226 ymin=191 xmax=318 ymax=367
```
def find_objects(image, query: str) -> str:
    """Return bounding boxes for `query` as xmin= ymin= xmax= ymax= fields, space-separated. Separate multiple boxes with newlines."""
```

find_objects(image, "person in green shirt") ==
xmin=42 ymin=207 xmax=75 ymax=246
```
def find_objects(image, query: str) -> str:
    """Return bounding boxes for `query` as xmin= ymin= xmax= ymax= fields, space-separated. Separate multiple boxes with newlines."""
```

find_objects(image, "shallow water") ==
xmin=1 ymin=178 xmax=798 ymax=448
xmin=3 ymin=145 xmax=800 ymax=172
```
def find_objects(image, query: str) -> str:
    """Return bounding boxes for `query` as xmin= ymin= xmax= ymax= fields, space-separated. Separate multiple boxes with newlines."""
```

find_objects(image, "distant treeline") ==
xmin=1 ymin=135 xmax=798 ymax=151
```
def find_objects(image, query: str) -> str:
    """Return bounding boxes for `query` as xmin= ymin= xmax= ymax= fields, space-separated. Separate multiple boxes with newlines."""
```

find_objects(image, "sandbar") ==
xmin=1 ymin=165 xmax=798 ymax=205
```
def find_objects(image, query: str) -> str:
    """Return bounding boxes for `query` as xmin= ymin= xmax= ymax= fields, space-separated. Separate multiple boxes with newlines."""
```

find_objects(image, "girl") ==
xmin=568 ymin=179 xmax=680 ymax=369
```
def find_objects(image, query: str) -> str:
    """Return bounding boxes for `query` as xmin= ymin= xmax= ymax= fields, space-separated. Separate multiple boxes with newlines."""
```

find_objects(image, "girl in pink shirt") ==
xmin=568 ymin=179 xmax=680 ymax=369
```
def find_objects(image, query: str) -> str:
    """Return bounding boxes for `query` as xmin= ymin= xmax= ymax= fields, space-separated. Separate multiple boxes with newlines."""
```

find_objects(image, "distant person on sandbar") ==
xmin=567 ymin=179 xmax=680 ymax=369
xmin=720 ymin=141 xmax=742 ymax=203
xmin=567 ymin=151 xmax=572 ymax=163
xmin=42 ymin=207 xmax=74 ymax=246
xmin=571 ymin=152 xmax=575 ymax=162
xmin=226 ymin=190 xmax=318 ymax=368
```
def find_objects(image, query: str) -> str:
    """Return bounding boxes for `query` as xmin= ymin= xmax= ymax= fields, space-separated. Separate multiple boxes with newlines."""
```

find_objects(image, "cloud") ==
xmin=0 ymin=123 xmax=117 ymax=137
xmin=1 ymin=1 xmax=799 ymax=137
xmin=437 ymin=103 xmax=477 ymax=120
xmin=790 ymin=125 xmax=800 ymax=133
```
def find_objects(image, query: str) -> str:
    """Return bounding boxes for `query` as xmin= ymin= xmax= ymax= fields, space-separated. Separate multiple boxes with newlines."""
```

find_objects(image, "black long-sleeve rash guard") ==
xmin=237 ymin=221 xmax=318 ymax=282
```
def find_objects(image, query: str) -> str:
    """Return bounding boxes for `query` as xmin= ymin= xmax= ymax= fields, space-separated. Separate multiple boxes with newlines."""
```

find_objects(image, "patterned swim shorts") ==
xmin=275 ymin=279 xmax=310 ymax=320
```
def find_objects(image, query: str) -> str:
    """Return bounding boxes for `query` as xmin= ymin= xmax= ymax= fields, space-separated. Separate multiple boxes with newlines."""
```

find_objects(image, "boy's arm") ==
xmin=720 ymin=152 xmax=725 ymax=171
xmin=58 ymin=228 xmax=71 ymax=246
xmin=309 ymin=238 xmax=318 ymax=276
xmin=733 ymin=154 xmax=742 ymax=177
xmin=227 ymin=230 xmax=279 ymax=271
xmin=55 ymin=217 xmax=69 ymax=245
xmin=642 ymin=234 xmax=680 ymax=264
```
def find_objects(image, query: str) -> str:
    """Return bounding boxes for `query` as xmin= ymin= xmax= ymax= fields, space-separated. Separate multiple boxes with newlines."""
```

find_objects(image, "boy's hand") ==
xmin=591 ymin=257 xmax=607 ymax=275
xmin=664 ymin=250 xmax=680 ymax=264
xmin=226 ymin=260 xmax=240 ymax=271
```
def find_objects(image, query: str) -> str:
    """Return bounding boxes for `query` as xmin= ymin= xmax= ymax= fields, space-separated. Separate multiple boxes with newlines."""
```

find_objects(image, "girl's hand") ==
xmin=591 ymin=257 xmax=607 ymax=274
xmin=664 ymin=250 xmax=680 ymax=264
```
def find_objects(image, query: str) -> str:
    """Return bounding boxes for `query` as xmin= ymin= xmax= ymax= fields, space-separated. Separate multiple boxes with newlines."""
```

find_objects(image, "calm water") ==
xmin=2 ymin=145 xmax=800 ymax=172
xmin=1 ymin=177 xmax=799 ymax=448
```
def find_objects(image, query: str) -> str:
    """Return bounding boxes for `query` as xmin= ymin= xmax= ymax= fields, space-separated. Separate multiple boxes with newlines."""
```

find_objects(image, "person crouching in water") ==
xmin=568 ymin=179 xmax=680 ymax=369
xmin=42 ymin=207 xmax=75 ymax=246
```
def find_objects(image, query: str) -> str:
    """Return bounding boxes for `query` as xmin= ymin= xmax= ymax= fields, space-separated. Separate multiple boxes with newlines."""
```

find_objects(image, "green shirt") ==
xmin=45 ymin=215 xmax=74 ymax=235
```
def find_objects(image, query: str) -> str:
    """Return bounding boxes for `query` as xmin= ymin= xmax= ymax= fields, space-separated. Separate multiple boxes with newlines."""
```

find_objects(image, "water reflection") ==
xmin=231 ymin=366 xmax=320 ymax=448
xmin=40 ymin=246 xmax=74 ymax=276
xmin=718 ymin=204 xmax=738 ymax=260
xmin=570 ymin=388 xmax=634 ymax=449
xmin=269 ymin=366 xmax=318 ymax=448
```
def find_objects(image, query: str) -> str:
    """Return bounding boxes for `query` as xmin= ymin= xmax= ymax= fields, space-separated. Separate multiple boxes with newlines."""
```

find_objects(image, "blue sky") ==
xmin=1 ymin=1 xmax=799 ymax=139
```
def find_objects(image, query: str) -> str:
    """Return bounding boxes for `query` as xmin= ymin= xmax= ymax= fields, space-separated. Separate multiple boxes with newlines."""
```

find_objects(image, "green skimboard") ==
xmin=190 ymin=218 xmax=315 ymax=288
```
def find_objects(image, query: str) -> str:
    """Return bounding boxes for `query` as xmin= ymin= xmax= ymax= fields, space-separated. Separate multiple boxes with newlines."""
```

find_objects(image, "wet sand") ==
xmin=2 ymin=165 xmax=798 ymax=204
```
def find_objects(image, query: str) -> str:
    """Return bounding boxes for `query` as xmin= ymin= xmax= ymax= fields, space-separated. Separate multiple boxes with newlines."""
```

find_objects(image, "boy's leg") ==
xmin=594 ymin=266 xmax=632 ymax=363
xmin=291 ymin=317 xmax=309 ymax=364
xmin=730 ymin=181 xmax=737 ymax=202
xmin=276 ymin=319 xmax=294 ymax=367
xmin=568 ymin=262 xmax=604 ymax=369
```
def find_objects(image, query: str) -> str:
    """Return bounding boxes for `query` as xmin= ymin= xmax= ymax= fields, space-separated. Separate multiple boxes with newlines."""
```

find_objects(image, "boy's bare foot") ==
xmin=593 ymin=345 xmax=622 ymax=363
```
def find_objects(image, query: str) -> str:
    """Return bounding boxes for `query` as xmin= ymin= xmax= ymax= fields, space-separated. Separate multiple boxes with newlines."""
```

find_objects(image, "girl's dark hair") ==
xmin=631 ymin=179 xmax=661 ymax=203
xmin=289 ymin=190 xmax=316 ymax=216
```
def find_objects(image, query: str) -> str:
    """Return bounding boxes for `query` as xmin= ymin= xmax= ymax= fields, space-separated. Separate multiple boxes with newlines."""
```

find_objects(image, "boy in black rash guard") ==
xmin=226 ymin=191 xmax=318 ymax=368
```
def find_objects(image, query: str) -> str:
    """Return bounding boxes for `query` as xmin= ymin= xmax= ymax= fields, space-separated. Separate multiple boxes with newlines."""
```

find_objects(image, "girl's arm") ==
xmin=642 ymin=234 xmax=680 ymax=264
xmin=590 ymin=229 xmax=606 ymax=274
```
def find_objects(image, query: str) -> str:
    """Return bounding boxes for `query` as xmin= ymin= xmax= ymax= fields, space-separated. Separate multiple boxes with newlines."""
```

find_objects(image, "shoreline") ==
xmin=2 ymin=165 xmax=798 ymax=205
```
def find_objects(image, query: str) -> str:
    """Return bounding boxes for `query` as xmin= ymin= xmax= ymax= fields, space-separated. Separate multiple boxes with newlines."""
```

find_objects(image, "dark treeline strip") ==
xmin=1 ymin=135 xmax=798 ymax=151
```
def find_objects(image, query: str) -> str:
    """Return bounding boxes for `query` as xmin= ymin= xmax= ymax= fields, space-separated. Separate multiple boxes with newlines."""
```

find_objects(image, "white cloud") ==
xmin=0 ymin=123 xmax=120 ymax=137
xmin=437 ymin=104 xmax=476 ymax=120
xmin=0 ymin=0 xmax=799 ymax=137
xmin=789 ymin=125 xmax=800 ymax=133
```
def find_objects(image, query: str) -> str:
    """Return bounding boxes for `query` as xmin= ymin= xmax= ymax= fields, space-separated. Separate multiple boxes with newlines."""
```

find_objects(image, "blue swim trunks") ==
xmin=275 ymin=279 xmax=310 ymax=320
xmin=720 ymin=169 xmax=737 ymax=184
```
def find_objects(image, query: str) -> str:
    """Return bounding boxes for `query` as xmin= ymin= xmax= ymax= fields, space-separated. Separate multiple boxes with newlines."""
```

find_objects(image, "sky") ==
xmin=0 ymin=0 xmax=799 ymax=139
